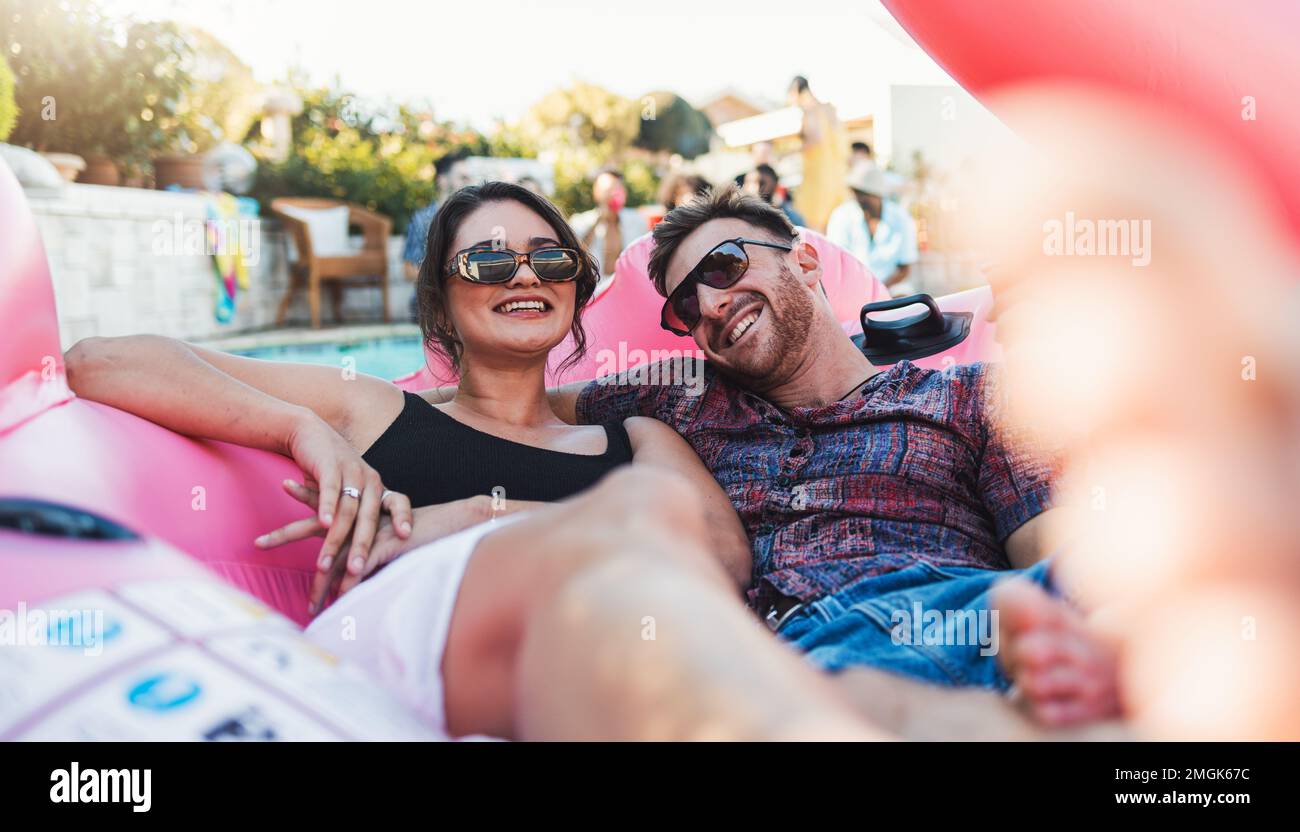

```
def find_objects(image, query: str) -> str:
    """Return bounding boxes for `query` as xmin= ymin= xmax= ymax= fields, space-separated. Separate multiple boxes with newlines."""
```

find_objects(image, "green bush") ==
xmin=499 ymin=82 xmax=660 ymax=217
xmin=2 ymin=1 xmax=197 ymax=176
xmin=248 ymin=85 xmax=490 ymax=232
xmin=634 ymin=91 xmax=713 ymax=159
xmin=0 ymin=54 xmax=16 ymax=142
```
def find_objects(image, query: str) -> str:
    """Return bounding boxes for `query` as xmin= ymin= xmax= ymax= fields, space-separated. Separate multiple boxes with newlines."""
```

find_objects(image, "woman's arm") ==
xmin=64 ymin=335 xmax=412 ymax=594
xmin=624 ymin=417 xmax=752 ymax=590
xmin=65 ymin=335 xmax=403 ymax=447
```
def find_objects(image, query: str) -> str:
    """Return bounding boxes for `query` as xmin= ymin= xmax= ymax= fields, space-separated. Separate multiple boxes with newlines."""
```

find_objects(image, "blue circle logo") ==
xmin=127 ymin=672 xmax=202 ymax=711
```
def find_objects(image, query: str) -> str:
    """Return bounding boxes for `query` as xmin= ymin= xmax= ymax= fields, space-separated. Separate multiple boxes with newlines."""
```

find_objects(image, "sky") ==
xmin=104 ymin=0 xmax=957 ymax=128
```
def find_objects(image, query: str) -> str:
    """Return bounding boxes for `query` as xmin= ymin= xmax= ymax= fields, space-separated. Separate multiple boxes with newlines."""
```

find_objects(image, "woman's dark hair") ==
xmin=417 ymin=181 xmax=600 ymax=377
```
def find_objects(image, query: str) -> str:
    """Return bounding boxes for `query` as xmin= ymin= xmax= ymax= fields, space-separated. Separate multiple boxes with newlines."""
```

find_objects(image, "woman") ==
xmin=65 ymin=182 xmax=750 ymax=736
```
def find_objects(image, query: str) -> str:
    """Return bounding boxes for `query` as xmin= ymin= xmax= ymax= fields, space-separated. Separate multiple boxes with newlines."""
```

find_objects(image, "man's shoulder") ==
xmin=892 ymin=360 xmax=999 ymax=414
xmin=585 ymin=355 xmax=722 ymax=419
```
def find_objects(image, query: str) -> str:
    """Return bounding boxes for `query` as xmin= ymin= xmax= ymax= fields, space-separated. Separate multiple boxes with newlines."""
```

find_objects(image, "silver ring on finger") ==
xmin=379 ymin=489 xmax=397 ymax=510
xmin=341 ymin=486 xmax=361 ymax=500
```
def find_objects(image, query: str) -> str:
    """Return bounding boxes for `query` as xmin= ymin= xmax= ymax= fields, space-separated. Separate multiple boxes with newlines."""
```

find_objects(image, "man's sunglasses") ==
xmin=660 ymin=237 xmax=794 ymax=336
xmin=445 ymin=246 xmax=582 ymax=284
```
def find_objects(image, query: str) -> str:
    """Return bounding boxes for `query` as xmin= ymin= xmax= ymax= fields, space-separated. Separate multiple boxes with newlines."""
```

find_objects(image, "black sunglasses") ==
xmin=660 ymin=237 xmax=793 ymax=336
xmin=445 ymin=246 xmax=582 ymax=284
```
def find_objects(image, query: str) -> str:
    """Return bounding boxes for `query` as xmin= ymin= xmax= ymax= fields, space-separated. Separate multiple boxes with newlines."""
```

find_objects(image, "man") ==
xmin=551 ymin=186 xmax=1058 ymax=690
xmin=788 ymin=75 xmax=848 ymax=232
xmin=742 ymin=163 xmax=805 ymax=227
xmin=401 ymin=151 xmax=475 ymax=317
xmin=569 ymin=168 xmax=647 ymax=281
xmin=826 ymin=161 xmax=919 ymax=294
xmin=850 ymin=140 xmax=874 ymax=167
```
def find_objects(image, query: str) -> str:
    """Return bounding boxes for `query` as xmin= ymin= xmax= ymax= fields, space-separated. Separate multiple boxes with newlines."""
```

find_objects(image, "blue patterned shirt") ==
xmin=577 ymin=359 xmax=1055 ymax=606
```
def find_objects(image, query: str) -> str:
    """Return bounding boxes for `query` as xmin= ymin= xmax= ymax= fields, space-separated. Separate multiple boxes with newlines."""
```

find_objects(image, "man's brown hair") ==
xmin=647 ymin=185 xmax=796 ymax=296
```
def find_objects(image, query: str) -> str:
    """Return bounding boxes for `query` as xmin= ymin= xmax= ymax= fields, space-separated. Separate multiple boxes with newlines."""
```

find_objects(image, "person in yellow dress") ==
xmin=788 ymin=76 xmax=848 ymax=232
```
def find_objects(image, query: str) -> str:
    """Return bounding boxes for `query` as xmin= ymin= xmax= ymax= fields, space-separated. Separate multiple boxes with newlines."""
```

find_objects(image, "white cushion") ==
xmin=277 ymin=205 xmax=354 ymax=257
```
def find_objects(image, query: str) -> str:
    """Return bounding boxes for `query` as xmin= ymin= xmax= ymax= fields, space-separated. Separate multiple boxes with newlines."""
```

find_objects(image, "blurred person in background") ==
xmin=402 ymin=150 xmax=474 ymax=318
xmin=826 ymin=161 xmax=918 ymax=294
xmin=787 ymin=75 xmax=848 ymax=232
xmin=850 ymin=141 xmax=874 ymax=168
xmin=648 ymin=173 xmax=711 ymax=227
xmin=517 ymin=176 xmax=545 ymax=196
xmin=570 ymin=168 xmax=647 ymax=281
xmin=660 ymin=173 xmax=711 ymax=213
xmin=743 ymin=163 xmax=805 ymax=227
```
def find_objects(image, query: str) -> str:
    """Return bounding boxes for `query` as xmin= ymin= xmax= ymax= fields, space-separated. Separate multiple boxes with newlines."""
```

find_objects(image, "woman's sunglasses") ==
xmin=660 ymin=237 xmax=794 ymax=336
xmin=445 ymin=246 xmax=582 ymax=284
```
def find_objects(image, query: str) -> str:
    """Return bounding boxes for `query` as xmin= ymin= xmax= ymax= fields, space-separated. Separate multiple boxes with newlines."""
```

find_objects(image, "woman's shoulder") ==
xmin=334 ymin=376 xmax=407 ymax=448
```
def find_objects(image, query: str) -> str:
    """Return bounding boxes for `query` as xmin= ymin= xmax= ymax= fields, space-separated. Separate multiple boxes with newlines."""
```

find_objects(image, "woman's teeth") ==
xmin=728 ymin=309 xmax=760 ymax=344
xmin=496 ymin=300 xmax=548 ymax=313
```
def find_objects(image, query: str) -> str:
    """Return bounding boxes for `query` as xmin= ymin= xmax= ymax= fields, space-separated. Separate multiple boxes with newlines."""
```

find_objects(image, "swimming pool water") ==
xmin=233 ymin=336 xmax=427 ymax=380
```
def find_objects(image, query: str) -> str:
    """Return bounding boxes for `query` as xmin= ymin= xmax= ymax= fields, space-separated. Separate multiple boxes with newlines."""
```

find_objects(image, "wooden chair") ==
xmin=270 ymin=198 xmax=391 ymax=329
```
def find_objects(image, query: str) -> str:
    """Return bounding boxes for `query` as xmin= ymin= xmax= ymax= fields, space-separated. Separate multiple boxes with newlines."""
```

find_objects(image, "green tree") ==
xmin=2 ymin=1 xmax=198 ymax=176
xmin=634 ymin=91 xmax=713 ymax=159
xmin=0 ymin=53 xmax=16 ymax=142
xmin=508 ymin=82 xmax=658 ymax=215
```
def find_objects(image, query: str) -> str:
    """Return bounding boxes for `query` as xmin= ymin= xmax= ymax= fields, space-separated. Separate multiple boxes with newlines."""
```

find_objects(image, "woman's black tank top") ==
xmin=362 ymin=391 xmax=633 ymax=507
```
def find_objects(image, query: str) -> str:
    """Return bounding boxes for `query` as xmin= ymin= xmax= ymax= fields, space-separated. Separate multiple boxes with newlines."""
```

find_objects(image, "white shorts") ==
xmin=304 ymin=518 xmax=507 ymax=739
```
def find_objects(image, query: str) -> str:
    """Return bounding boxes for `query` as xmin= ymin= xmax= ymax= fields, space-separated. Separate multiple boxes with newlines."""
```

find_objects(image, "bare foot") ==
xmin=995 ymin=579 xmax=1122 ymax=726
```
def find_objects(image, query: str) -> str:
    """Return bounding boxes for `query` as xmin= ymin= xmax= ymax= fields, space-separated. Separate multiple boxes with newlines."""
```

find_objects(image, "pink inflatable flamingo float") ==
xmin=9 ymin=0 xmax=1295 ymax=741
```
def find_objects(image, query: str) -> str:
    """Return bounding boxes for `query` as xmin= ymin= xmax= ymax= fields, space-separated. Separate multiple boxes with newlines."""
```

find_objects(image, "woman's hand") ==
xmin=255 ymin=414 xmax=412 ymax=608
xmin=272 ymin=487 xmax=494 ymax=613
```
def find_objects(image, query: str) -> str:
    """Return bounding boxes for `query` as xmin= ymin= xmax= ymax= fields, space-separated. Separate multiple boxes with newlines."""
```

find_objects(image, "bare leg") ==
xmin=516 ymin=550 xmax=879 ymax=741
xmin=449 ymin=467 xmax=879 ymax=741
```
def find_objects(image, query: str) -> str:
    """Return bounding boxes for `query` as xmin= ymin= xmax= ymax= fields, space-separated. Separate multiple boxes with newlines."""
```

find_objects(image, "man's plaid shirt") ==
xmin=577 ymin=359 xmax=1055 ymax=607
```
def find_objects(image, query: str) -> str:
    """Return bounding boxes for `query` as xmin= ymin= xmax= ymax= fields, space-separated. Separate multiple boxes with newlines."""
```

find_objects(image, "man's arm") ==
xmin=972 ymin=364 xmax=1059 ymax=569
xmin=1003 ymin=508 xmax=1063 ymax=570
xmin=551 ymin=357 xmax=695 ymax=426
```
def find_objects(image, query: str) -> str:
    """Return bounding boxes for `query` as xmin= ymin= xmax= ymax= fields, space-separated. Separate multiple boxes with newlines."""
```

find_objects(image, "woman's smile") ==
xmin=492 ymin=294 xmax=553 ymax=318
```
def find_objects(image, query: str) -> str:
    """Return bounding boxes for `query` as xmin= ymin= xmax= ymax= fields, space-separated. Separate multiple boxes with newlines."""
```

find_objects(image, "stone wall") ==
xmin=23 ymin=183 xmax=414 ymax=349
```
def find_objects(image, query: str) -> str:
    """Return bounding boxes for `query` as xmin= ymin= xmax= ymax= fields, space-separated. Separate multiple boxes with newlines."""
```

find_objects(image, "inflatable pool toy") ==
xmin=0 ymin=501 xmax=441 ymax=740
xmin=0 ymin=159 xmax=322 ymax=625
xmin=4 ymin=1 xmax=1296 ymax=744
xmin=882 ymin=0 xmax=1300 ymax=243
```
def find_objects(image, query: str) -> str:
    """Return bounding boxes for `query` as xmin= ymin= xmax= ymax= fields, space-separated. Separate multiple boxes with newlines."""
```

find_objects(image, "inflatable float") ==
xmin=882 ymin=0 xmax=1300 ymax=243
xmin=0 ymin=157 xmax=998 ymax=738
xmin=4 ymin=0 xmax=1292 ymax=743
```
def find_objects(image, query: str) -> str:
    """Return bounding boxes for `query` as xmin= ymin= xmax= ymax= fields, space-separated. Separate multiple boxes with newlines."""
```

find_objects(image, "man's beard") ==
xmin=710 ymin=263 xmax=815 ymax=392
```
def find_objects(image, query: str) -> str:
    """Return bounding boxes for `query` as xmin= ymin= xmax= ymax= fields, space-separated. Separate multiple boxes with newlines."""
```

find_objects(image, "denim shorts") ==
xmin=777 ymin=560 xmax=1054 ymax=690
